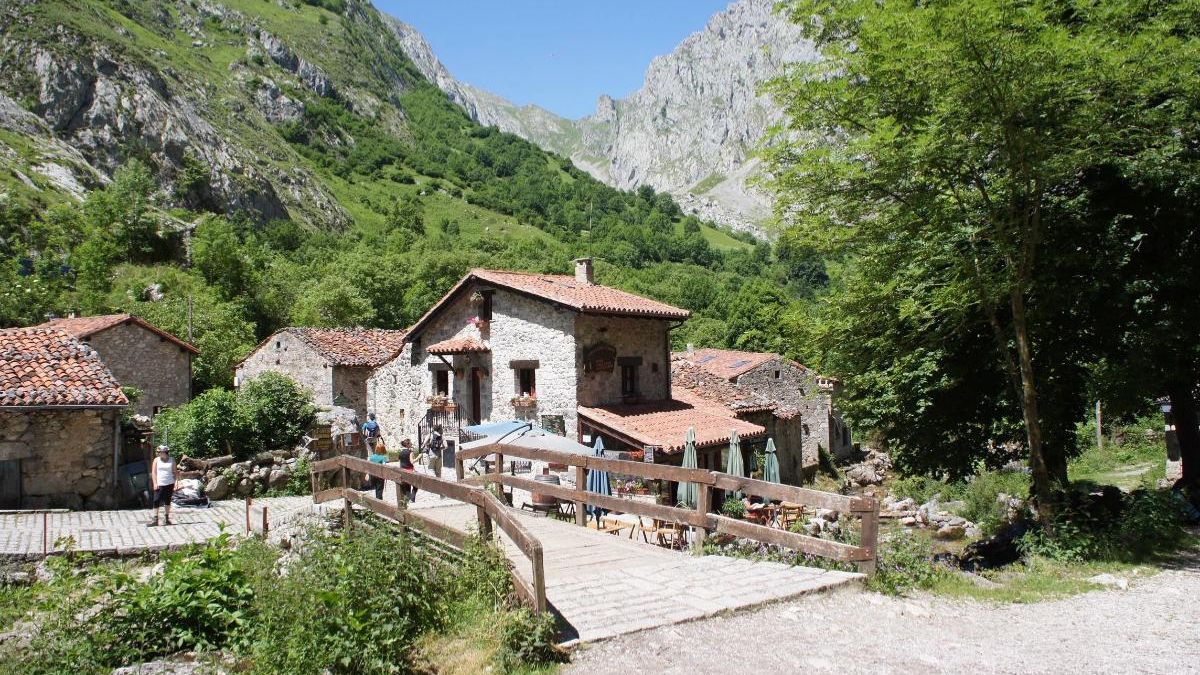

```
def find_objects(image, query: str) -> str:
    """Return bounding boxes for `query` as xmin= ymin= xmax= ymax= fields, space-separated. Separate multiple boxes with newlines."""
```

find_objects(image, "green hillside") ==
xmin=0 ymin=0 xmax=820 ymax=390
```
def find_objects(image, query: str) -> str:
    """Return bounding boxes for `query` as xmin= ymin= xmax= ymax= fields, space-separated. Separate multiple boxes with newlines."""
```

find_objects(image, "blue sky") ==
xmin=376 ymin=1 xmax=733 ymax=120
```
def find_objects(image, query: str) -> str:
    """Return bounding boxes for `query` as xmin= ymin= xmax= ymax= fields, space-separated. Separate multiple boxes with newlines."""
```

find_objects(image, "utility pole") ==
xmin=187 ymin=294 xmax=194 ymax=343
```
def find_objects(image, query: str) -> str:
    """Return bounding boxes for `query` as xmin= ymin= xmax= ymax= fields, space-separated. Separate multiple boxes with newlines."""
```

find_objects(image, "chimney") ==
xmin=574 ymin=257 xmax=594 ymax=285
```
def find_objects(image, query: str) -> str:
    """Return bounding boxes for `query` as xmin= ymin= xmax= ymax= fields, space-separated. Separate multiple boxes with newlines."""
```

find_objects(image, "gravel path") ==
xmin=566 ymin=552 xmax=1200 ymax=675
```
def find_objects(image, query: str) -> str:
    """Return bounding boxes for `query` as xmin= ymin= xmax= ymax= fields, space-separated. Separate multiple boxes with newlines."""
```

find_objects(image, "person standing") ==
xmin=398 ymin=438 xmax=417 ymax=502
xmin=366 ymin=440 xmax=388 ymax=500
xmin=147 ymin=445 xmax=176 ymax=527
xmin=427 ymin=424 xmax=444 ymax=479
xmin=362 ymin=412 xmax=381 ymax=454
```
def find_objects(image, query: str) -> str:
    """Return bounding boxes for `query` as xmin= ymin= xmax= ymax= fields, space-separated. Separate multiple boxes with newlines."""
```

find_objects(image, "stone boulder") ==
xmin=205 ymin=475 xmax=231 ymax=501
xmin=934 ymin=524 xmax=966 ymax=540
xmin=268 ymin=469 xmax=291 ymax=490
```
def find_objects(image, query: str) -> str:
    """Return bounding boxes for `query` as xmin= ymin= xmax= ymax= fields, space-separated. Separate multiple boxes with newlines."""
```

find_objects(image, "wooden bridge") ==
xmin=311 ymin=446 xmax=875 ymax=643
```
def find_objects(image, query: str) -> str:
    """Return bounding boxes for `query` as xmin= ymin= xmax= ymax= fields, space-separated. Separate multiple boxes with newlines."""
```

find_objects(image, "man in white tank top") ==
xmin=148 ymin=445 xmax=177 ymax=526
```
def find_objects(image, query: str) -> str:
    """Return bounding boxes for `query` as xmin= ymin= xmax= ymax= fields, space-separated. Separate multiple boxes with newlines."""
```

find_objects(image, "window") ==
xmin=479 ymin=291 xmax=493 ymax=321
xmin=621 ymin=363 xmax=640 ymax=397
xmin=516 ymin=368 xmax=536 ymax=396
xmin=435 ymin=370 xmax=449 ymax=395
xmin=774 ymin=370 xmax=781 ymax=380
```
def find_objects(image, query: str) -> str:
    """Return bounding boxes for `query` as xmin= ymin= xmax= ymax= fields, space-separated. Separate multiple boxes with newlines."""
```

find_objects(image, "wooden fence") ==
xmin=310 ymin=455 xmax=547 ymax=611
xmin=455 ymin=443 xmax=879 ymax=574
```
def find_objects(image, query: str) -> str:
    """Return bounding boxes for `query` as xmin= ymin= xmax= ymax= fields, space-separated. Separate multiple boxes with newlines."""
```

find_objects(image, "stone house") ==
xmin=368 ymin=260 xmax=766 ymax=465
xmin=0 ymin=328 xmax=128 ymax=509
xmin=235 ymin=328 xmax=407 ymax=418
xmin=39 ymin=314 xmax=197 ymax=416
xmin=672 ymin=347 xmax=853 ymax=482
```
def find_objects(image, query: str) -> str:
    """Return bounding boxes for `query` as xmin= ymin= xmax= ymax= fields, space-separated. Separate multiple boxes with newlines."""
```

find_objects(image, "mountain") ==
xmin=388 ymin=0 xmax=816 ymax=236
xmin=1 ymin=0 xmax=824 ymax=386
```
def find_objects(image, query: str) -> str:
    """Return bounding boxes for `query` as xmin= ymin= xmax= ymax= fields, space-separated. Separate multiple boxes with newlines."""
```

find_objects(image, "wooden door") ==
xmin=470 ymin=368 xmax=482 ymax=424
xmin=0 ymin=459 xmax=20 ymax=509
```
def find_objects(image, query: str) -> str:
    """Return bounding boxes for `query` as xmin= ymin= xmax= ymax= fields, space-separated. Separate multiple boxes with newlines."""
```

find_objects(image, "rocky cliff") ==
xmin=392 ymin=0 xmax=816 ymax=235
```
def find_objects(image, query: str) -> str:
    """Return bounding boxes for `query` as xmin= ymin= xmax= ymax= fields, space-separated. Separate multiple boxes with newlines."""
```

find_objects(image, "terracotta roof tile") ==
xmin=678 ymin=348 xmax=780 ymax=380
xmin=407 ymin=268 xmax=690 ymax=339
xmin=471 ymin=269 xmax=690 ymax=319
xmin=0 ymin=328 xmax=128 ymax=407
xmin=287 ymin=328 xmax=407 ymax=367
xmin=40 ymin=314 xmax=199 ymax=354
xmin=579 ymin=390 xmax=765 ymax=453
xmin=426 ymin=336 xmax=489 ymax=355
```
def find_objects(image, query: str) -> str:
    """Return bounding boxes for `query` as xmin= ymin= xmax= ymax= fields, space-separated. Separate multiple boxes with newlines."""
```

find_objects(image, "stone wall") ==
xmin=576 ymin=315 xmax=671 ymax=406
xmin=236 ymin=332 xmax=333 ymax=406
xmin=332 ymin=366 xmax=373 ymax=419
xmin=0 ymin=409 xmax=119 ymax=509
xmin=86 ymin=323 xmax=191 ymax=416
xmin=368 ymin=285 xmax=579 ymax=448
xmin=735 ymin=359 xmax=853 ymax=462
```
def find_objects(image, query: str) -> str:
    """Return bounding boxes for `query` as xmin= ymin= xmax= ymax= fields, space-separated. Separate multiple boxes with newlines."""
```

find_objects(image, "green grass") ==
xmin=1070 ymin=415 xmax=1166 ymax=489
xmin=0 ymin=583 xmax=36 ymax=631
xmin=928 ymin=555 xmax=1161 ymax=603
xmin=691 ymin=172 xmax=727 ymax=195
xmin=675 ymin=220 xmax=754 ymax=252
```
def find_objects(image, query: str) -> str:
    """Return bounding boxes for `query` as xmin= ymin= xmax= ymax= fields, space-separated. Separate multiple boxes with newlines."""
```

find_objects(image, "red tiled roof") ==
xmin=406 ymin=268 xmax=690 ymax=339
xmin=579 ymin=389 xmax=765 ymax=453
xmin=40 ymin=314 xmax=199 ymax=354
xmin=426 ymin=336 xmax=489 ymax=355
xmin=678 ymin=348 xmax=780 ymax=381
xmin=287 ymin=328 xmax=407 ymax=367
xmin=0 ymin=328 xmax=128 ymax=407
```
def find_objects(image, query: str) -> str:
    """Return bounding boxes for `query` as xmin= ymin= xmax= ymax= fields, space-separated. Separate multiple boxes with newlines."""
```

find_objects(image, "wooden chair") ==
xmin=632 ymin=515 xmax=660 ymax=544
xmin=779 ymin=503 xmax=804 ymax=530
xmin=655 ymin=519 xmax=687 ymax=549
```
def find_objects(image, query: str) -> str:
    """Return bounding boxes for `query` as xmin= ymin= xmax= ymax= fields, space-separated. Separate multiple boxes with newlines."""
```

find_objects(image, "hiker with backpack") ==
xmin=361 ymin=412 xmax=381 ymax=454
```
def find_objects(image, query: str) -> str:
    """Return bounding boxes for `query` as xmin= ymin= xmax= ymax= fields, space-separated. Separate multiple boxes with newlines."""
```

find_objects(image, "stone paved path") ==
xmin=412 ymin=502 xmax=863 ymax=644
xmin=0 ymin=496 xmax=313 ymax=558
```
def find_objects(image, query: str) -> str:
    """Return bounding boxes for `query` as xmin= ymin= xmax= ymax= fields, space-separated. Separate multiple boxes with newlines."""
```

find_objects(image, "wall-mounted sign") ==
xmin=643 ymin=445 xmax=660 ymax=463
xmin=584 ymin=343 xmax=617 ymax=373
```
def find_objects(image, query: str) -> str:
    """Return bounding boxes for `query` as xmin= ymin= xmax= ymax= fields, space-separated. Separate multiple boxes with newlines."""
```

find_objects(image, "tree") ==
xmin=290 ymin=276 xmax=376 ymax=328
xmin=765 ymin=0 xmax=1146 ymax=521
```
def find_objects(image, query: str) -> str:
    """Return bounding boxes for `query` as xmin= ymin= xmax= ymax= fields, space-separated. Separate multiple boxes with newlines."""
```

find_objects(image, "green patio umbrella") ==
xmin=763 ymin=437 xmax=781 ymax=487
xmin=676 ymin=427 xmax=699 ymax=508
xmin=726 ymin=430 xmax=745 ymax=499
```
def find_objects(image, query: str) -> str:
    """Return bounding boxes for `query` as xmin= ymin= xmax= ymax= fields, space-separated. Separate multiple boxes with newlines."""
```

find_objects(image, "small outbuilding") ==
xmin=235 ymin=328 xmax=407 ymax=419
xmin=0 ymin=328 xmax=128 ymax=509
xmin=39 ymin=313 xmax=197 ymax=417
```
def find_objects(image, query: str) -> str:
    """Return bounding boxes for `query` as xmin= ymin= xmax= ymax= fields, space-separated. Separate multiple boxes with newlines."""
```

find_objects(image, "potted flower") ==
xmin=426 ymin=394 xmax=452 ymax=411
xmin=511 ymin=392 xmax=537 ymax=409
xmin=469 ymin=315 xmax=489 ymax=330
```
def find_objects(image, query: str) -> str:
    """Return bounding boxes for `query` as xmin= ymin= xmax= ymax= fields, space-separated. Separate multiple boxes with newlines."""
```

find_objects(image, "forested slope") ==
xmin=0 ymin=0 xmax=824 ymax=390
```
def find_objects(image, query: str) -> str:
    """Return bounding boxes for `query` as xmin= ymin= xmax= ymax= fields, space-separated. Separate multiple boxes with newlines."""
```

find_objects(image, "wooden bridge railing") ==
xmin=310 ymin=455 xmax=547 ymax=611
xmin=455 ymin=443 xmax=879 ymax=574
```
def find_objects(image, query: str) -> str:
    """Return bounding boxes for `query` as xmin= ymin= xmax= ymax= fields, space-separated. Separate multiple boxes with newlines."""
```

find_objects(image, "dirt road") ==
xmin=566 ymin=556 xmax=1200 ymax=674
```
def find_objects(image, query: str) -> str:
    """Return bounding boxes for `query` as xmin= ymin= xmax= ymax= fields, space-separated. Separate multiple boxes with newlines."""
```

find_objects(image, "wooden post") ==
xmin=245 ymin=496 xmax=252 ymax=534
xmin=455 ymin=456 xmax=465 ymax=481
xmin=857 ymin=500 xmax=879 ymax=575
xmin=261 ymin=505 xmax=269 ymax=539
xmin=1096 ymin=400 xmax=1103 ymax=451
xmin=42 ymin=512 xmax=48 ymax=559
xmin=493 ymin=452 xmax=504 ymax=500
xmin=341 ymin=465 xmax=351 ymax=531
xmin=476 ymin=504 xmax=493 ymax=539
xmin=574 ymin=464 xmax=587 ymax=526
xmin=692 ymin=484 xmax=711 ymax=551
xmin=531 ymin=544 xmax=547 ymax=613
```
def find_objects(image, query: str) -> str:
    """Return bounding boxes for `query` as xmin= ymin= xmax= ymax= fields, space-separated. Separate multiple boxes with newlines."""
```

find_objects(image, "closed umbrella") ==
xmin=585 ymin=437 xmax=611 ymax=523
xmin=676 ymin=427 xmax=699 ymax=508
xmin=763 ymin=438 xmax=781 ymax=487
xmin=726 ymin=430 xmax=745 ymax=500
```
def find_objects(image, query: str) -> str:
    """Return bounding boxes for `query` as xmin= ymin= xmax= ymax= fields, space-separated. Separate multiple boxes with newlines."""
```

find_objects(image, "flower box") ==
xmin=426 ymin=395 xmax=455 ymax=411
xmin=511 ymin=395 xmax=538 ymax=409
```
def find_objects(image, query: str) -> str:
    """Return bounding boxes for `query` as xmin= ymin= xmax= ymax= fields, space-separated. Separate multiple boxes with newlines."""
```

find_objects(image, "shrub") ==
xmin=960 ymin=470 xmax=1030 ymax=535
xmin=496 ymin=608 xmax=568 ymax=672
xmin=867 ymin=532 xmax=948 ymax=596
xmin=721 ymin=497 xmax=746 ymax=519
xmin=1019 ymin=488 xmax=1187 ymax=563
xmin=154 ymin=373 xmax=315 ymax=460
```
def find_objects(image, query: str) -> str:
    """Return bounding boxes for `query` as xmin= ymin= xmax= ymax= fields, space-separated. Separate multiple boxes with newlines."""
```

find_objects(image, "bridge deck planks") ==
xmin=408 ymin=502 xmax=863 ymax=643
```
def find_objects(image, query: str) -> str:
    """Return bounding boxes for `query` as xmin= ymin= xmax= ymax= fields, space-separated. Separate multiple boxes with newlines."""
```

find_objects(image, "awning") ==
xmin=427 ymin=336 xmax=489 ymax=355
xmin=461 ymin=420 xmax=595 ymax=455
